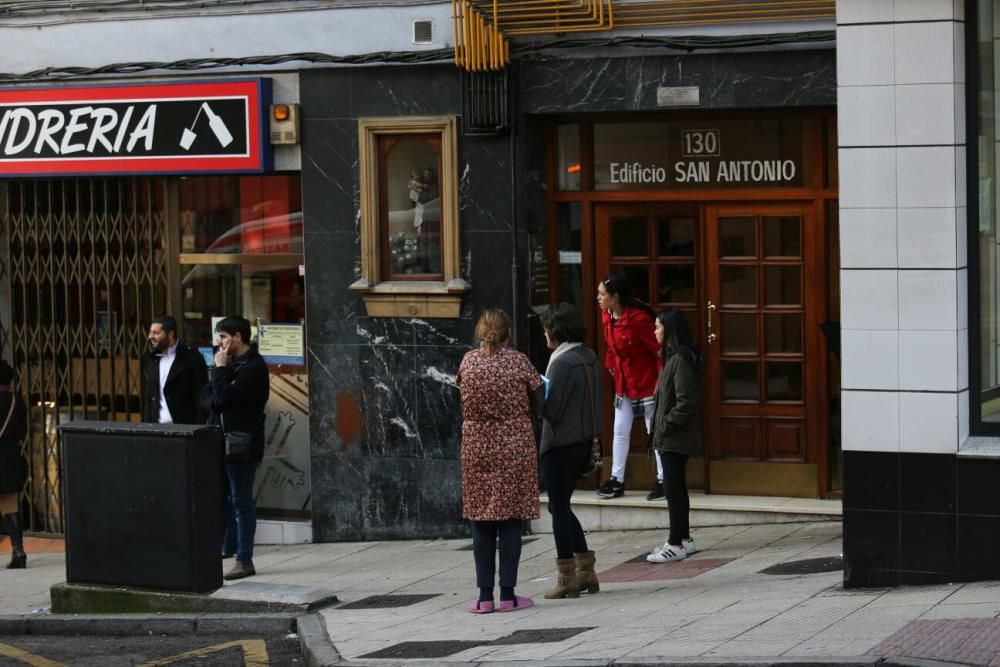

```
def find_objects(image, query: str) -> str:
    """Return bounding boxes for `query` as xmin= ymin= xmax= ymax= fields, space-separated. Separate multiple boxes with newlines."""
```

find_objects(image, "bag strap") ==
xmin=0 ymin=393 xmax=16 ymax=442
xmin=568 ymin=350 xmax=597 ymax=437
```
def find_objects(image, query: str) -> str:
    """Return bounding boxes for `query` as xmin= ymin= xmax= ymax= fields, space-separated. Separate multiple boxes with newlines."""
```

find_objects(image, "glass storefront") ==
xmin=975 ymin=2 xmax=1000 ymax=424
xmin=178 ymin=174 xmax=310 ymax=517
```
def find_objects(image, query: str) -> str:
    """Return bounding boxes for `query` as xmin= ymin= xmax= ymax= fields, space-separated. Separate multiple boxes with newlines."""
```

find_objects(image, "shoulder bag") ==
xmin=571 ymin=351 xmax=603 ymax=478
xmin=220 ymin=413 xmax=253 ymax=463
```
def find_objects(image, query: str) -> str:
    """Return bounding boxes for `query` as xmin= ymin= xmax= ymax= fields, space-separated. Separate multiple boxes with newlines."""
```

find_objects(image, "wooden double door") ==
xmin=595 ymin=201 xmax=828 ymax=497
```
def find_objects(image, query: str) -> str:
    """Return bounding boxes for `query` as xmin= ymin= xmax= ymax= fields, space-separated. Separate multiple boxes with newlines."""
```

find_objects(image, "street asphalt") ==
xmin=2 ymin=522 xmax=1000 ymax=666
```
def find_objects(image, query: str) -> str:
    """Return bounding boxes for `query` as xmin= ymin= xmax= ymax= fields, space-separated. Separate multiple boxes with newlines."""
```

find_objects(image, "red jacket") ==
xmin=602 ymin=306 xmax=661 ymax=399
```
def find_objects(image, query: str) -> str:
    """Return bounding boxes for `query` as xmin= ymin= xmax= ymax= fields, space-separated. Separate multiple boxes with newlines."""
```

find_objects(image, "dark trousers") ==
xmin=471 ymin=519 xmax=522 ymax=589
xmin=221 ymin=483 xmax=238 ymax=556
xmin=224 ymin=461 xmax=258 ymax=563
xmin=658 ymin=450 xmax=690 ymax=546
xmin=540 ymin=441 xmax=590 ymax=559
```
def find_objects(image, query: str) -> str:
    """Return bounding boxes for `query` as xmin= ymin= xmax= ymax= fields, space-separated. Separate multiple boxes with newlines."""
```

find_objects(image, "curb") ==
xmin=0 ymin=613 xmax=296 ymax=637
xmin=325 ymin=658 xmax=883 ymax=667
xmin=296 ymin=613 xmax=343 ymax=667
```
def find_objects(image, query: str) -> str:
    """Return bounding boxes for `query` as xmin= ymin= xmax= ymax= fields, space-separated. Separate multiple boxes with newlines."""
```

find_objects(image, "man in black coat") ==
xmin=143 ymin=315 xmax=208 ymax=425
xmin=200 ymin=315 xmax=269 ymax=581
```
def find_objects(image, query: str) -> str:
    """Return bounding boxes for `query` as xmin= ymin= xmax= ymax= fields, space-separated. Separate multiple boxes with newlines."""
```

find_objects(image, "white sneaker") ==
xmin=646 ymin=541 xmax=687 ymax=563
xmin=682 ymin=538 xmax=696 ymax=555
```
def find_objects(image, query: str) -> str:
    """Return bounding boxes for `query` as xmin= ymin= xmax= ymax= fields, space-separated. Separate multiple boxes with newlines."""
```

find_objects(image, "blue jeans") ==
xmin=224 ymin=461 xmax=258 ymax=563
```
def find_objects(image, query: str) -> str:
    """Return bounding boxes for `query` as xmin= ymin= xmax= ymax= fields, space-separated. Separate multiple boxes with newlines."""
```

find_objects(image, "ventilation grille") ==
xmin=413 ymin=19 xmax=433 ymax=44
xmin=461 ymin=69 xmax=510 ymax=136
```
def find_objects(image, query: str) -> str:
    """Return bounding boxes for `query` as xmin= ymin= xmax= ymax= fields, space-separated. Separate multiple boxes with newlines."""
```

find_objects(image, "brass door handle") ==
xmin=707 ymin=301 xmax=717 ymax=345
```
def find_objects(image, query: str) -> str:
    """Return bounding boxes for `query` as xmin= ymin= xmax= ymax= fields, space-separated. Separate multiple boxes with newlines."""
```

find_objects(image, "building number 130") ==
xmin=681 ymin=129 xmax=721 ymax=158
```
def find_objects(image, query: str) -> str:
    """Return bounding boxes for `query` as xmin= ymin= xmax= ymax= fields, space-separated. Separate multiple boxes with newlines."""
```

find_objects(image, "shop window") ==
xmin=178 ymin=174 xmax=310 ymax=519
xmin=351 ymin=116 xmax=469 ymax=318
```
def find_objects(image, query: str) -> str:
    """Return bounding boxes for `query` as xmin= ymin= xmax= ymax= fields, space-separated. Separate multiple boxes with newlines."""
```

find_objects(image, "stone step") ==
xmin=531 ymin=491 xmax=842 ymax=533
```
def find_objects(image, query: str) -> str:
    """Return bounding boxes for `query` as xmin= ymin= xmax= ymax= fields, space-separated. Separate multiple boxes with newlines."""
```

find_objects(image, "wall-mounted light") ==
xmin=270 ymin=103 xmax=299 ymax=145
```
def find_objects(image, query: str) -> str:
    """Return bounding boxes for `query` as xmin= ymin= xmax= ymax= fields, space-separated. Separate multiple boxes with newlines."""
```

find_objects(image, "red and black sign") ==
xmin=0 ymin=78 xmax=272 ymax=176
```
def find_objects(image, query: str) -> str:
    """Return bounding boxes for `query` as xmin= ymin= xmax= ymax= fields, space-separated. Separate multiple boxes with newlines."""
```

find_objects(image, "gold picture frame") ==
xmin=350 ymin=115 xmax=470 ymax=318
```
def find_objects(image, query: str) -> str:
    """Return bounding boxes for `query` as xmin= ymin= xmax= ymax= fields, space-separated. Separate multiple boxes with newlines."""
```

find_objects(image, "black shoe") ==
xmin=596 ymin=477 xmax=625 ymax=499
xmin=646 ymin=481 xmax=665 ymax=502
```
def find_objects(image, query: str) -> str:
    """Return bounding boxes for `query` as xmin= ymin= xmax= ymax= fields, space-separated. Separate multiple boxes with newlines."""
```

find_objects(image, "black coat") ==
xmin=143 ymin=343 xmax=209 ymax=425
xmin=200 ymin=345 xmax=270 ymax=463
xmin=0 ymin=392 xmax=28 ymax=495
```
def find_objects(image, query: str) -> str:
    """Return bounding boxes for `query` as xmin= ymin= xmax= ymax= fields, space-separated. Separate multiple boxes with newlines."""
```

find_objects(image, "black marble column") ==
xmin=301 ymin=49 xmax=836 ymax=541
xmin=301 ymin=66 xmax=516 ymax=541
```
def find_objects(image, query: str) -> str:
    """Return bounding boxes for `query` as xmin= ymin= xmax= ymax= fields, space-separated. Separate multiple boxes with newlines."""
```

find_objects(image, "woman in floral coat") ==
xmin=458 ymin=309 xmax=542 ymax=614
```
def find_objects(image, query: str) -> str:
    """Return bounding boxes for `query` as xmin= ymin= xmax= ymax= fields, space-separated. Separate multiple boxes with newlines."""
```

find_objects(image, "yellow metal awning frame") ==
xmin=453 ymin=0 xmax=835 ymax=71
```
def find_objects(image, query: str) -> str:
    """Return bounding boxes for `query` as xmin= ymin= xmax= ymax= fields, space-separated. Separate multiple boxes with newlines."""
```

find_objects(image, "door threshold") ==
xmin=532 ymin=491 xmax=840 ymax=533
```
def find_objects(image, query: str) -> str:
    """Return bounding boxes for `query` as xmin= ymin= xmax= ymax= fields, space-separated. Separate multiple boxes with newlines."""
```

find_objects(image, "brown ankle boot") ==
xmin=544 ymin=558 xmax=580 ymax=599
xmin=574 ymin=550 xmax=599 ymax=594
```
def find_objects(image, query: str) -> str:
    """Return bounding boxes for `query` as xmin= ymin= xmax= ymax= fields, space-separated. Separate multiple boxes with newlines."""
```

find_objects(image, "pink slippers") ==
xmin=468 ymin=599 xmax=495 ymax=614
xmin=499 ymin=595 xmax=534 ymax=612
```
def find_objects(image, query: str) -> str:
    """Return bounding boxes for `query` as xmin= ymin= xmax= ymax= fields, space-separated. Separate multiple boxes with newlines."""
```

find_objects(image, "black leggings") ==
xmin=471 ymin=519 xmax=523 ymax=589
xmin=540 ymin=441 xmax=590 ymax=559
xmin=658 ymin=450 xmax=690 ymax=546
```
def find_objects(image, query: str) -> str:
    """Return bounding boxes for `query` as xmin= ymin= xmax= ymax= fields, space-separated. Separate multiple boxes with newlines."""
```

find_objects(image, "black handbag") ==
xmin=220 ymin=414 xmax=253 ymax=463
xmin=572 ymin=351 xmax=604 ymax=478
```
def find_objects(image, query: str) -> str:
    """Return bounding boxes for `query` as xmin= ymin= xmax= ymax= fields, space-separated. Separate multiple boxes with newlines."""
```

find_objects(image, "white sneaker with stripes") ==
xmin=646 ymin=541 xmax=687 ymax=563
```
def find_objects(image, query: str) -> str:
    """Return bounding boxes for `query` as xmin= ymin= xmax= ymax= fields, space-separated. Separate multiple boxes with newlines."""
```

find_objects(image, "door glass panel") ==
xmin=721 ymin=312 xmax=758 ymax=354
xmin=765 ymin=265 xmax=802 ymax=305
xmin=767 ymin=361 xmax=803 ymax=401
xmin=611 ymin=264 xmax=650 ymax=304
xmin=719 ymin=216 xmax=756 ymax=258
xmin=765 ymin=313 xmax=803 ymax=353
xmin=658 ymin=217 xmax=695 ymax=257
xmin=556 ymin=124 xmax=581 ymax=191
xmin=657 ymin=264 xmax=695 ymax=305
xmin=723 ymin=362 xmax=759 ymax=401
xmin=721 ymin=266 xmax=757 ymax=305
xmin=556 ymin=203 xmax=583 ymax=308
xmin=763 ymin=216 xmax=802 ymax=257
xmin=611 ymin=217 xmax=648 ymax=257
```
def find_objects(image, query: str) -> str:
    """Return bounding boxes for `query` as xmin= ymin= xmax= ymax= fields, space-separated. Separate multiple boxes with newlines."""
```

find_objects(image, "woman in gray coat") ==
xmin=539 ymin=303 xmax=603 ymax=598
xmin=646 ymin=309 xmax=702 ymax=563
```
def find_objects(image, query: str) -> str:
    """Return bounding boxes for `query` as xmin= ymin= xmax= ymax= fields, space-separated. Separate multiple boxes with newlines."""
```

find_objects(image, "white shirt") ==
xmin=158 ymin=342 xmax=178 ymax=424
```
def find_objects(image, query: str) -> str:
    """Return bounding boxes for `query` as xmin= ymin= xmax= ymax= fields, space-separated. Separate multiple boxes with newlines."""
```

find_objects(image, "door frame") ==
xmin=540 ymin=111 xmax=840 ymax=496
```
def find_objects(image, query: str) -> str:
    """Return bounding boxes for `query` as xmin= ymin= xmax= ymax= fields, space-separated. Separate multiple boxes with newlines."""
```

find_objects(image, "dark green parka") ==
xmin=648 ymin=350 xmax=701 ymax=457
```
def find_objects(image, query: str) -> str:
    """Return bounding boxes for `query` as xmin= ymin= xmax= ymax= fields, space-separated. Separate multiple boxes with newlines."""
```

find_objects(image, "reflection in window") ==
xmin=978 ymin=2 xmax=1000 ymax=424
xmin=179 ymin=175 xmax=302 ymax=254
xmin=557 ymin=125 xmax=581 ymax=191
xmin=380 ymin=135 xmax=442 ymax=278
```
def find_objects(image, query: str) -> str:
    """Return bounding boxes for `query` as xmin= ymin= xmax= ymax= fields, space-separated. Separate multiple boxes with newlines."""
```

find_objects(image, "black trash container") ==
xmin=59 ymin=421 xmax=222 ymax=593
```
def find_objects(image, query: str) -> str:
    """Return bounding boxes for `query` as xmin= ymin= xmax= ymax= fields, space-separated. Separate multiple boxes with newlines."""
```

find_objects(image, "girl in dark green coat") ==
xmin=646 ymin=309 xmax=702 ymax=563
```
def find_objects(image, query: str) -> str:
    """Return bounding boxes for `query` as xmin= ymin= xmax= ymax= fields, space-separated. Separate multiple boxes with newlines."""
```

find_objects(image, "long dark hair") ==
xmin=602 ymin=274 xmax=655 ymax=318
xmin=656 ymin=309 xmax=700 ymax=368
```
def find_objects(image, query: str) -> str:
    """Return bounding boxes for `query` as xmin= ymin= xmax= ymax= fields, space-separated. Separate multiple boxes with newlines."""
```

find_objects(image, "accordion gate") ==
xmin=0 ymin=179 xmax=168 ymax=534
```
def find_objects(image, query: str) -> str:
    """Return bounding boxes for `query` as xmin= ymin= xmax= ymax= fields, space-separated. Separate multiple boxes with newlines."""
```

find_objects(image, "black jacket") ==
xmin=0 ymin=391 xmax=28 ymax=495
xmin=143 ymin=343 xmax=209 ymax=425
xmin=200 ymin=344 xmax=270 ymax=463
xmin=540 ymin=345 xmax=603 ymax=456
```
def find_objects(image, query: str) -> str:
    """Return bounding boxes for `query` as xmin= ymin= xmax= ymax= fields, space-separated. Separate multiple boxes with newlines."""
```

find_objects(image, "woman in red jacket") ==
xmin=596 ymin=274 xmax=664 ymax=500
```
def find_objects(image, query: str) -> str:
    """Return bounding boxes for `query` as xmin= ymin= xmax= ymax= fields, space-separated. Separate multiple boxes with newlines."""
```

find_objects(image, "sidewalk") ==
xmin=3 ymin=522 xmax=1000 ymax=665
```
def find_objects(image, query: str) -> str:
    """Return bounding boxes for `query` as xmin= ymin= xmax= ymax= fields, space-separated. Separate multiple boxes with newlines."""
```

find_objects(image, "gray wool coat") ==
xmin=539 ymin=346 xmax=604 ymax=456
xmin=649 ymin=350 xmax=702 ymax=457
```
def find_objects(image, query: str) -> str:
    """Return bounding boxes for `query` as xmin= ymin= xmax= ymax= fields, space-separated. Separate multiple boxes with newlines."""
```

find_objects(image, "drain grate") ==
xmin=360 ymin=640 xmax=483 ymax=659
xmin=490 ymin=627 xmax=595 ymax=645
xmin=336 ymin=593 xmax=440 ymax=610
xmin=761 ymin=556 xmax=843 ymax=575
